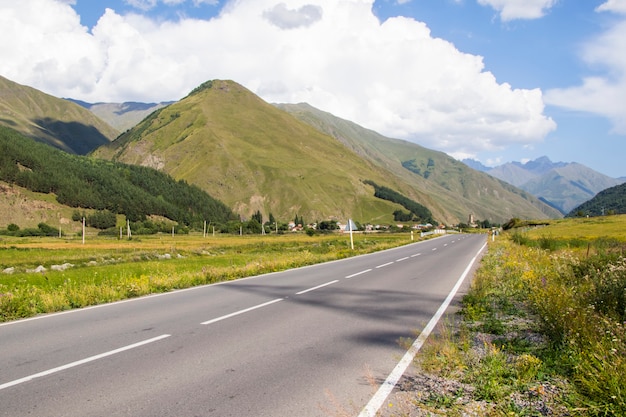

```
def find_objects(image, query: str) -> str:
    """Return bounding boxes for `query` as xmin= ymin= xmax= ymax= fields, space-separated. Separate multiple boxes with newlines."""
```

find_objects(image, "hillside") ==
xmin=93 ymin=80 xmax=440 ymax=224
xmin=0 ymin=126 xmax=236 ymax=228
xmin=0 ymin=75 xmax=119 ymax=154
xmin=275 ymin=102 xmax=561 ymax=224
xmin=0 ymin=180 xmax=79 ymax=231
xmin=567 ymin=182 xmax=626 ymax=217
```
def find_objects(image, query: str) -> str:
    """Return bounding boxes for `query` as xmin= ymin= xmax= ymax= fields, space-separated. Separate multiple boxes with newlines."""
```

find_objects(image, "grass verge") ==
xmin=388 ymin=218 xmax=626 ymax=416
xmin=1 ymin=232 xmax=417 ymax=322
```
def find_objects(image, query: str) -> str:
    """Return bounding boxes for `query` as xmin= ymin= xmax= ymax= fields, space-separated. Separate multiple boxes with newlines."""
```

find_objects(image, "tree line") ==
xmin=566 ymin=182 xmax=626 ymax=217
xmin=0 ymin=126 xmax=237 ymax=229
xmin=363 ymin=180 xmax=435 ymax=224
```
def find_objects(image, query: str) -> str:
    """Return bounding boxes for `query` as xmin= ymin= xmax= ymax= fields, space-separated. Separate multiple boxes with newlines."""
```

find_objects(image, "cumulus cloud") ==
xmin=263 ymin=3 xmax=323 ymax=29
xmin=477 ymin=0 xmax=558 ymax=21
xmin=125 ymin=0 xmax=218 ymax=11
xmin=0 ymin=0 xmax=556 ymax=158
xmin=545 ymin=3 xmax=626 ymax=135
xmin=125 ymin=0 xmax=159 ymax=11
xmin=596 ymin=0 xmax=626 ymax=14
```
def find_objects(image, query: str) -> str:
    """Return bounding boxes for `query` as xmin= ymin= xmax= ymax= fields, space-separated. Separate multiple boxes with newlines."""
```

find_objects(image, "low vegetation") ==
xmin=0 ymin=232 xmax=416 ymax=322
xmin=395 ymin=215 xmax=626 ymax=416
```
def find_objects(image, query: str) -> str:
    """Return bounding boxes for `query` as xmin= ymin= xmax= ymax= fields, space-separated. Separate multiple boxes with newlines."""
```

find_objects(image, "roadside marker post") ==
xmin=347 ymin=218 xmax=357 ymax=250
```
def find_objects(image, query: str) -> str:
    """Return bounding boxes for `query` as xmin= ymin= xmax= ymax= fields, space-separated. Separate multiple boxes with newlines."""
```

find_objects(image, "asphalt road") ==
xmin=0 ymin=233 xmax=486 ymax=417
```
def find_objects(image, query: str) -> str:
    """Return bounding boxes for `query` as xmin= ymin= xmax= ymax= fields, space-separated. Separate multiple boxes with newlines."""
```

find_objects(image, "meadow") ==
xmin=0 ymin=231 xmax=416 ymax=322
xmin=406 ymin=215 xmax=626 ymax=416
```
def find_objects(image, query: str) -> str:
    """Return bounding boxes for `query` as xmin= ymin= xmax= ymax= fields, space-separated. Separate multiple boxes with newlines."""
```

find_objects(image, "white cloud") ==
xmin=124 ymin=0 xmax=219 ymax=11
xmin=0 ymin=0 xmax=556 ymax=157
xmin=477 ymin=0 xmax=558 ymax=21
xmin=263 ymin=3 xmax=323 ymax=29
xmin=125 ymin=0 xmax=158 ymax=11
xmin=596 ymin=0 xmax=626 ymax=14
xmin=545 ymin=6 xmax=626 ymax=134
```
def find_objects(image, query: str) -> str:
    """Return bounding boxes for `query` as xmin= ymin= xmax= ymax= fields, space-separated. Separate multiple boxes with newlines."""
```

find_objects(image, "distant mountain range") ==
xmin=66 ymin=99 xmax=173 ymax=132
xmin=0 ymin=75 xmax=563 ymax=226
xmin=567 ymin=182 xmax=626 ymax=217
xmin=463 ymin=156 xmax=625 ymax=214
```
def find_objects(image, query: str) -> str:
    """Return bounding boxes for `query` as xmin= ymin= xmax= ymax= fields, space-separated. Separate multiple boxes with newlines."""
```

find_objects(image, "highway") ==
xmin=0 ymin=233 xmax=486 ymax=417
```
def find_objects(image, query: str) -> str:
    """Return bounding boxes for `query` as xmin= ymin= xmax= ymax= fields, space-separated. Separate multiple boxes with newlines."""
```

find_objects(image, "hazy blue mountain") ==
xmin=461 ymin=158 xmax=490 ymax=172
xmin=67 ymin=99 xmax=173 ymax=132
xmin=463 ymin=157 xmax=625 ymax=214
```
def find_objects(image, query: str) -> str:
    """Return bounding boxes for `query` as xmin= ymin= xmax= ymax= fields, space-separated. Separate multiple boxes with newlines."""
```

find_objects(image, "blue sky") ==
xmin=2 ymin=0 xmax=625 ymax=177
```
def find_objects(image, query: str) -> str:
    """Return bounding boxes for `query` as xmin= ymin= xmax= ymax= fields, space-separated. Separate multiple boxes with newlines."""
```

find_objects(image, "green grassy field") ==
xmin=519 ymin=215 xmax=626 ymax=247
xmin=0 ymin=232 xmax=418 ymax=322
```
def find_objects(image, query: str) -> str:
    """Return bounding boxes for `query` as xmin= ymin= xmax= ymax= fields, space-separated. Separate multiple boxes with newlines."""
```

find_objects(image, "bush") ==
xmin=87 ymin=210 xmax=117 ymax=230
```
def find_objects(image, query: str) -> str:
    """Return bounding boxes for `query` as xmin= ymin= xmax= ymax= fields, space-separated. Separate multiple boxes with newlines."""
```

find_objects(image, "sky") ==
xmin=1 ymin=0 xmax=626 ymax=178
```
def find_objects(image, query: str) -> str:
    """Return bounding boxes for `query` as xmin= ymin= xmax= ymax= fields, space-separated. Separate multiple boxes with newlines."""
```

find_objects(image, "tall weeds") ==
xmin=477 ymin=236 xmax=626 ymax=415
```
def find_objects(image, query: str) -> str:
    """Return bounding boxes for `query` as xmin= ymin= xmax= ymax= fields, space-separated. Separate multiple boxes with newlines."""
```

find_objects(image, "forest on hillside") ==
xmin=567 ymin=182 xmax=626 ymax=217
xmin=0 ymin=126 xmax=237 ymax=229
xmin=363 ymin=180 xmax=435 ymax=224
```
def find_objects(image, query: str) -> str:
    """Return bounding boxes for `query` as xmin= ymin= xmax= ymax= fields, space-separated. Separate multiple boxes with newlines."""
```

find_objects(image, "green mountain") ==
xmin=0 ymin=75 xmax=119 ymax=154
xmin=93 ymin=80 xmax=439 ymax=224
xmin=275 ymin=103 xmax=562 ymax=224
xmin=567 ymin=182 xmax=626 ymax=217
xmin=92 ymin=80 xmax=559 ymax=225
xmin=0 ymin=125 xmax=236 ymax=228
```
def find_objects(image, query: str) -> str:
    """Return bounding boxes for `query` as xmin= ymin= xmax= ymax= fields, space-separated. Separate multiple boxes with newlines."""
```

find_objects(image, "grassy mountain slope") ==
xmin=275 ymin=103 xmax=561 ymax=224
xmin=0 ymin=126 xmax=235 ymax=228
xmin=93 ymin=80 xmax=445 ymax=224
xmin=0 ymin=180 xmax=78 ymax=231
xmin=0 ymin=76 xmax=119 ymax=154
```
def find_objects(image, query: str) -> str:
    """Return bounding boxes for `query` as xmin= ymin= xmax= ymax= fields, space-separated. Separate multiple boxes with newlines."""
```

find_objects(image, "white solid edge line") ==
xmin=201 ymin=298 xmax=283 ymax=325
xmin=358 ymin=241 xmax=487 ymax=417
xmin=296 ymin=280 xmax=339 ymax=295
xmin=0 ymin=334 xmax=171 ymax=391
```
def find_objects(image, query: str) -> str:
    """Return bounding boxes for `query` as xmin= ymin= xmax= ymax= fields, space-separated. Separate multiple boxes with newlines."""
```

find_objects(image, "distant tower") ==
xmin=469 ymin=214 xmax=475 ymax=225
